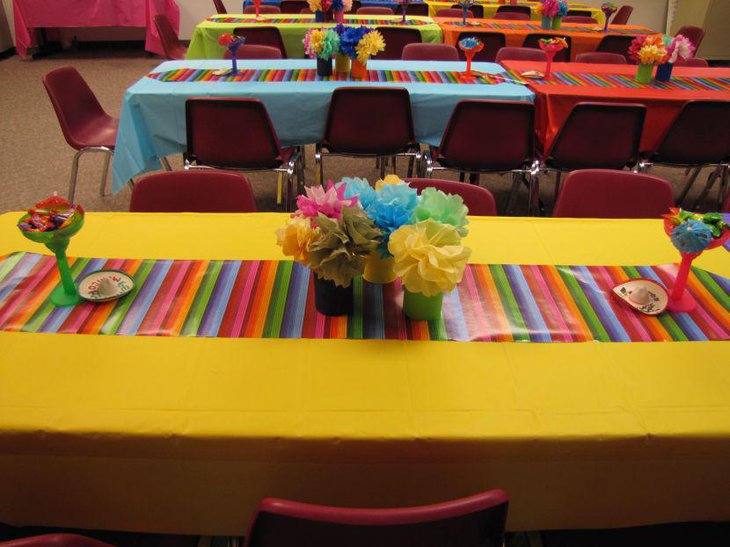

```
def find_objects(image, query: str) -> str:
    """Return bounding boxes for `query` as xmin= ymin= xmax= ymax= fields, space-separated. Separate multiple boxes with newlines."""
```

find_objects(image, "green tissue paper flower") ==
xmin=309 ymin=207 xmax=382 ymax=287
xmin=411 ymin=187 xmax=469 ymax=237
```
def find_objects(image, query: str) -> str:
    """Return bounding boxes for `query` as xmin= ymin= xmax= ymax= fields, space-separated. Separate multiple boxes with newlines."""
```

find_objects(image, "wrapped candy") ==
xmin=670 ymin=219 xmax=713 ymax=254
xmin=17 ymin=196 xmax=83 ymax=233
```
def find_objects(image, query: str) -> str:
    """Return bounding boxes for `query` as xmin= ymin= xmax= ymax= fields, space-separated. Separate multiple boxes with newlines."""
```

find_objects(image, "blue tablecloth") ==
xmin=112 ymin=59 xmax=534 ymax=192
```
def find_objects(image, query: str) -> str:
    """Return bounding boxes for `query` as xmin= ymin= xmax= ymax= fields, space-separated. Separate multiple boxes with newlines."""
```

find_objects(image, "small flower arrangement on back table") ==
xmin=654 ymin=34 xmax=695 ymax=81
xmin=628 ymin=34 xmax=668 ymax=83
xmin=537 ymin=0 xmax=569 ymax=30
xmin=303 ymin=28 xmax=341 ymax=76
xmin=218 ymin=33 xmax=246 ymax=75
xmin=338 ymin=25 xmax=385 ymax=78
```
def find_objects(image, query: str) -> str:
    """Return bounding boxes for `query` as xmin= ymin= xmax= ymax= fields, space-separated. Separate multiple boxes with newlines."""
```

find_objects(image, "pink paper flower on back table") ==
xmin=665 ymin=34 xmax=695 ymax=64
xmin=296 ymin=181 xmax=360 ymax=220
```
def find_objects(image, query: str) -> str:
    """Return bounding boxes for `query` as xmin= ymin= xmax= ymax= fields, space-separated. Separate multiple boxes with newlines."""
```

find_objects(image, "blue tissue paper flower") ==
xmin=337 ymin=178 xmax=376 ymax=209
xmin=365 ymin=183 xmax=419 ymax=257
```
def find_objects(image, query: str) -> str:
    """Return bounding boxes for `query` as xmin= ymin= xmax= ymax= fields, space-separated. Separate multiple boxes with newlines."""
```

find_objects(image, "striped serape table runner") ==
xmin=0 ymin=253 xmax=728 ymax=342
xmin=451 ymin=21 xmax=652 ymax=35
xmin=145 ymin=67 xmax=526 ymax=85
xmin=206 ymin=16 xmax=432 ymax=25
xmin=531 ymin=72 xmax=730 ymax=91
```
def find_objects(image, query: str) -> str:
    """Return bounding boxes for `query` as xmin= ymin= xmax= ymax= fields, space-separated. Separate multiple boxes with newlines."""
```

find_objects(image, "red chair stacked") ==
xmin=374 ymin=27 xmax=422 ymax=60
xmin=611 ymin=5 xmax=633 ymax=25
xmin=234 ymin=27 xmax=287 ymax=58
xmin=153 ymin=14 xmax=187 ymax=60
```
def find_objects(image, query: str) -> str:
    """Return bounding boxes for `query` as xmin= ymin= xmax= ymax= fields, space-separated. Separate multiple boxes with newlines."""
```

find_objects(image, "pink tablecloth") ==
xmin=12 ymin=0 xmax=179 ymax=57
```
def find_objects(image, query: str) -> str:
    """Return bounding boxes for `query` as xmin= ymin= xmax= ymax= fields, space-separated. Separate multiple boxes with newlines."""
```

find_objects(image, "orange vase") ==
xmin=351 ymin=59 xmax=367 ymax=79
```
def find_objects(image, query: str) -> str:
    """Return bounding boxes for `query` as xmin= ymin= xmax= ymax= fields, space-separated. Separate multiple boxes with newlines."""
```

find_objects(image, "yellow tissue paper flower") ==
xmin=276 ymin=217 xmax=320 ymax=266
xmin=356 ymin=30 xmax=385 ymax=64
xmin=309 ymin=29 xmax=326 ymax=54
xmin=638 ymin=44 xmax=666 ymax=65
xmin=388 ymin=219 xmax=471 ymax=297
xmin=375 ymin=174 xmax=404 ymax=190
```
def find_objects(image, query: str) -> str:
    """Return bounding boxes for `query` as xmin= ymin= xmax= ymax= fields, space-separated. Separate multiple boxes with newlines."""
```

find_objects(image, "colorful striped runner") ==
xmin=451 ymin=21 xmax=651 ymax=35
xmin=145 ymin=67 xmax=526 ymax=85
xmin=206 ymin=16 xmax=432 ymax=26
xmin=531 ymin=71 xmax=730 ymax=91
xmin=0 ymin=253 xmax=728 ymax=342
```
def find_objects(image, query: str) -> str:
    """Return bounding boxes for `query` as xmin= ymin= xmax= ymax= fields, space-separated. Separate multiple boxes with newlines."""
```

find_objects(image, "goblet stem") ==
xmin=55 ymin=249 xmax=77 ymax=296
xmin=667 ymin=252 xmax=699 ymax=312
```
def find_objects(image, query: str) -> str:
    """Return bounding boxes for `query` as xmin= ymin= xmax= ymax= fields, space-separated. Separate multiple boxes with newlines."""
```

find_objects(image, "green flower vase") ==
xmin=403 ymin=289 xmax=443 ymax=321
xmin=552 ymin=16 xmax=563 ymax=30
xmin=635 ymin=63 xmax=654 ymax=84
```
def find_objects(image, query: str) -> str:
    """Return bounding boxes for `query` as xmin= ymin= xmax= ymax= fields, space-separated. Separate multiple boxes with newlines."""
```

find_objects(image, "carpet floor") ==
xmin=0 ymin=45 xmax=726 ymax=215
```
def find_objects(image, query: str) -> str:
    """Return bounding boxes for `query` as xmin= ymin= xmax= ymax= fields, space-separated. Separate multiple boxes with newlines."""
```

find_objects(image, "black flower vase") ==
xmin=314 ymin=275 xmax=353 ymax=316
xmin=317 ymin=57 xmax=333 ymax=77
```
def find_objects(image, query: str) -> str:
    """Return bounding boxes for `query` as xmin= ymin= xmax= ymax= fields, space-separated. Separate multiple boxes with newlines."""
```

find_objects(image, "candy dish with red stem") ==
xmin=538 ymin=37 xmax=567 ymax=79
xmin=458 ymin=37 xmax=483 ymax=79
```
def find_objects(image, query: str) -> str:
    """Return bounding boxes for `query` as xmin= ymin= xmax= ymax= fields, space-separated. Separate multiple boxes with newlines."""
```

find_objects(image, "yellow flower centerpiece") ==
xmin=628 ymin=34 xmax=668 ymax=84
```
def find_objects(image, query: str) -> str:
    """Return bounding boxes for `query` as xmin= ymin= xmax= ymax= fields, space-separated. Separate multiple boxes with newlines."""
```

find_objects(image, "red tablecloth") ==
xmin=12 ymin=0 xmax=180 ymax=58
xmin=502 ymin=61 xmax=730 ymax=152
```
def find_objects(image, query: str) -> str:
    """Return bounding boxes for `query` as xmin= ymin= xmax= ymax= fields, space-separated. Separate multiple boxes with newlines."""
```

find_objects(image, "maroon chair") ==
xmin=153 ymin=14 xmax=187 ymax=60
xmin=451 ymin=3 xmax=483 ymax=18
xmin=185 ymin=98 xmax=303 ymax=210
xmin=674 ymin=57 xmax=709 ymax=67
xmin=492 ymin=12 xmax=530 ymax=21
xmin=213 ymin=0 xmax=227 ymax=14
xmin=244 ymin=5 xmax=281 ymax=13
xmin=495 ymin=46 xmax=547 ymax=63
xmin=233 ymin=27 xmax=287 ymax=57
xmin=562 ymin=15 xmax=598 ymax=24
xmin=0 ymin=535 xmax=113 ymax=547
xmin=243 ymin=490 xmax=509 ymax=547
xmin=574 ymin=52 xmax=627 ymax=64
xmin=374 ymin=27 xmax=422 ymax=60
xmin=436 ymin=8 xmax=473 ymax=18
xmin=226 ymin=44 xmax=283 ymax=59
xmin=279 ymin=0 xmax=307 ymax=13
xmin=642 ymin=100 xmax=730 ymax=207
xmin=522 ymin=34 xmax=571 ymax=62
xmin=424 ymin=100 xmax=539 ymax=214
xmin=402 ymin=43 xmax=459 ymax=61
xmin=596 ymin=35 xmax=636 ymax=61
xmin=405 ymin=178 xmax=497 ymax=215
xmin=610 ymin=5 xmax=633 ymax=25
xmin=317 ymin=87 xmax=418 ymax=180
xmin=566 ymin=9 xmax=593 ymax=17
xmin=552 ymin=169 xmax=674 ymax=218
xmin=722 ymin=184 xmax=730 ymax=213
xmin=299 ymin=7 xmax=312 ymax=13
xmin=130 ymin=171 xmax=257 ymax=212
xmin=357 ymin=6 xmax=394 ymax=15
xmin=676 ymin=25 xmax=706 ymax=50
xmin=543 ymin=102 xmax=646 ymax=199
xmin=405 ymin=3 xmax=430 ymax=16
xmin=42 ymin=66 xmax=118 ymax=201
xmin=456 ymin=32 xmax=505 ymax=62
xmin=496 ymin=5 xmax=531 ymax=17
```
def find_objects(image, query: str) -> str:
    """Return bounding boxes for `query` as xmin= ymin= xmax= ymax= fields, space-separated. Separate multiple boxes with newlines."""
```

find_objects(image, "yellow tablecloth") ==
xmin=1 ymin=212 xmax=729 ymax=535
xmin=424 ymin=1 xmax=605 ymax=24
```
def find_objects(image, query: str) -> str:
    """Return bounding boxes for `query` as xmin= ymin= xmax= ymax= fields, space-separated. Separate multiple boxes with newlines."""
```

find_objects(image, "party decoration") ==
xmin=538 ymin=37 xmax=567 ymax=79
xmin=304 ymin=28 xmax=340 ymax=76
xmin=537 ymin=0 xmax=568 ymax=30
xmin=457 ymin=0 xmax=474 ymax=26
xmin=661 ymin=208 xmax=730 ymax=312
xmin=78 ymin=270 xmax=135 ymax=303
xmin=458 ymin=36 xmax=483 ymax=78
xmin=412 ymin=187 xmax=469 ymax=236
xmin=337 ymin=26 xmax=385 ymax=77
xmin=600 ymin=2 xmax=617 ymax=32
xmin=309 ymin=0 xmax=333 ymax=22
xmin=629 ymin=34 xmax=667 ymax=83
xmin=655 ymin=34 xmax=695 ymax=82
xmin=218 ymin=32 xmax=246 ymax=75
xmin=611 ymin=278 xmax=668 ymax=316
xmin=331 ymin=0 xmax=353 ymax=23
xmin=400 ymin=0 xmax=410 ymax=23
xmin=17 ymin=196 xmax=85 ymax=307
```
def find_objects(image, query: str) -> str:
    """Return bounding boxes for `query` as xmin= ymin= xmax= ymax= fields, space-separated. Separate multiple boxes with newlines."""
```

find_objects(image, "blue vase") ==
xmin=655 ymin=63 xmax=673 ymax=82
xmin=541 ymin=16 xmax=552 ymax=30
xmin=314 ymin=10 xmax=325 ymax=22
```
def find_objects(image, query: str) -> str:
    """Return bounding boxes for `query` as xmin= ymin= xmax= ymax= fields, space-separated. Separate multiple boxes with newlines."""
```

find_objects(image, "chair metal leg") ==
xmin=379 ymin=157 xmax=386 ymax=179
xmin=527 ymin=161 xmax=541 ymax=216
xmin=99 ymin=150 xmax=112 ymax=197
xmin=68 ymin=149 xmax=84 ymax=202
xmin=458 ymin=172 xmax=465 ymax=183
xmin=719 ymin=164 xmax=729 ymax=208
xmin=692 ymin=164 xmax=723 ymax=210
xmin=315 ymin=144 xmax=323 ymax=185
xmin=553 ymin=170 xmax=562 ymax=204
xmin=505 ymin=172 xmax=522 ymax=215
xmin=676 ymin=166 xmax=702 ymax=205
xmin=391 ymin=155 xmax=397 ymax=175
xmin=160 ymin=156 xmax=173 ymax=172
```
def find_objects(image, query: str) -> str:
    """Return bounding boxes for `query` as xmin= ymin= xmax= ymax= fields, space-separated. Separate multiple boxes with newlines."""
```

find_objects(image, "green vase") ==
xmin=403 ymin=289 xmax=443 ymax=321
xmin=635 ymin=63 xmax=653 ymax=84
xmin=552 ymin=16 xmax=562 ymax=30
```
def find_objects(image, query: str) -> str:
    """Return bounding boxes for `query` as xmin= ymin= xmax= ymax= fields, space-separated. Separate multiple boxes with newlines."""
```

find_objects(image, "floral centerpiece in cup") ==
xmin=628 ymin=34 xmax=667 ymax=84
xmin=331 ymin=0 xmax=353 ymax=23
xmin=339 ymin=26 xmax=385 ymax=78
xmin=304 ymin=28 xmax=341 ymax=77
xmin=308 ymin=0 xmax=333 ymax=22
xmin=456 ymin=0 xmax=475 ymax=26
xmin=537 ymin=0 xmax=569 ymax=30
xmin=276 ymin=182 xmax=381 ymax=316
xmin=218 ymin=33 xmax=246 ymax=75
xmin=655 ymin=34 xmax=695 ymax=82
xmin=600 ymin=2 xmax=617 ymax=32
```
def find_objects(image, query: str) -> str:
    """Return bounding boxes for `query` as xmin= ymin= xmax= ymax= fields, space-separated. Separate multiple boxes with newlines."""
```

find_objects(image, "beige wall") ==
xmin=673 ymin=0 xmax=730 ymax=60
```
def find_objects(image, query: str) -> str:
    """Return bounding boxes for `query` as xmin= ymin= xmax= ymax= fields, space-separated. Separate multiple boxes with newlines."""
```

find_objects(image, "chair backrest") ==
xmin=233 ymin=27 xmax=287 ymax=57
xmin=153 ymin=14 xmax=187 ymax=60
xmin=675 ymin=25 xmax=706 ymax=50
xmin=596 ymin=35 xmax=635 ymax=61
xmin=522 ymin=34 xmax=571 ymax=62
xmin=406 ymin=3 xmax=429 ymax=16
xmin=492 ymin=12 xmax=529 ymax=21
xmin=562 ymin=15 xmax=597 ymax=24
xmin=456 ymin=32 xmax=505 ymax=62
xmin=496 ymin=5 xmax=531 ymax=16
xmin=357 ymin=6 xmax=394 ymax=15
xmin=674 ymin=57 xmax=708 ymax=67
xmin=279 ymin=0 xmax=307 ymax=13
xmin=0 ymin=534 xmax=113 ymax=547
xmin=226 ymin=44 xmax=283 ymax=59
xmin=552 ymin=169 xmax=674 ymax=219
xmin=130 ymin=171 xmax=257 ymax=213
xmin=374 ymin=27 xmax=422 ymax=60
xmin=652 ymin=100 xmax=730 ymax=165
xmin=723 ymin=185 xmax=730 ymax=213
xmin=42 ymin=66 xmax=109 ymax=151
xmin=244 ymin=5 xmax=281 ymax=13
xmin=611 ymin=5 xmax=633 ymax=25
xmin=323 ymin=87 xmax=415 ymax=154
xmin=566 ymin=9 xmax=592 ymax=17
xmin=574 ymin=52 xmax=627 ymax=64
xmin=402 ymin=43 xmax=459 ymax=61
xmin=299 ymin=7 xmax=311 ymax=13
xmin=186 ymin=98 xmax=285 ymax=169
xmin=213 ymin=0 xmax=227 ymax=14
xmin=405 ymin=179 xmax=497 ymax=216
xmin=451 ymin=3 xmax=483 ymax=17
xmin=436 ymin=8 xmax=473 ymax=18
xmin=244 ymin=490 xmax=509 ymax=547
xmin=439 ymin=100 xmax=535 ymax=171
xmin=547 ymin=102 xmax=646 ymax=170
xmin=495 ymin=46 xmax=547 ymax=63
